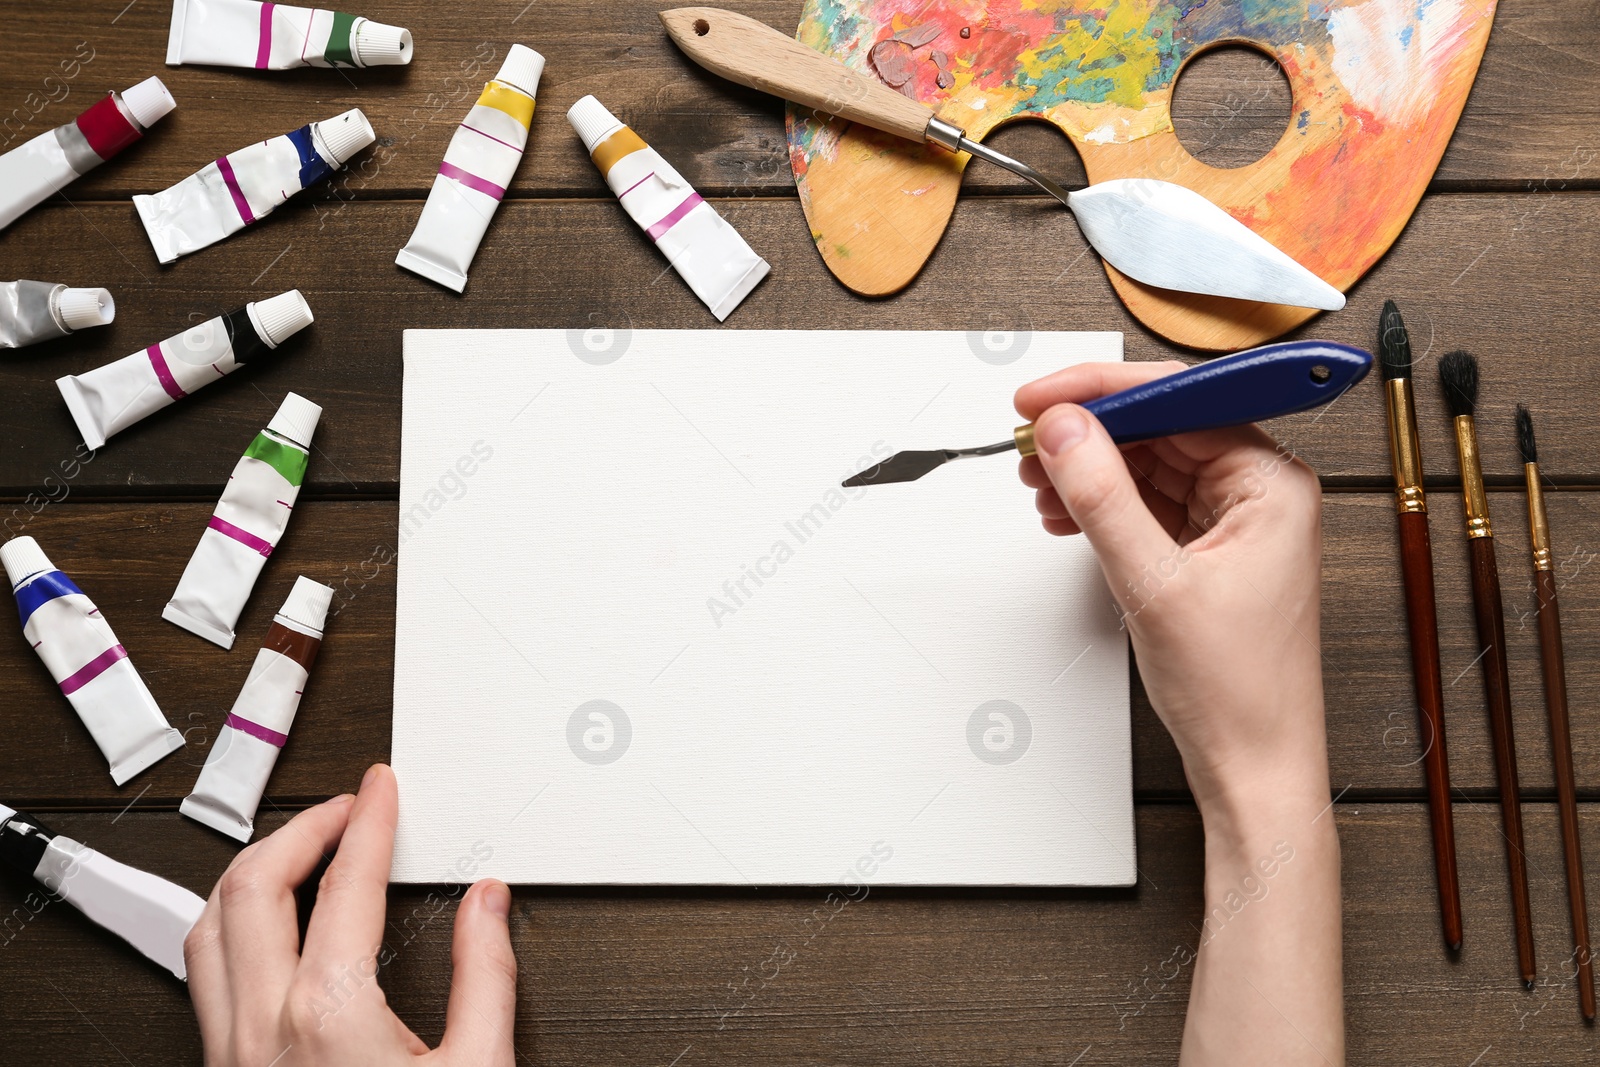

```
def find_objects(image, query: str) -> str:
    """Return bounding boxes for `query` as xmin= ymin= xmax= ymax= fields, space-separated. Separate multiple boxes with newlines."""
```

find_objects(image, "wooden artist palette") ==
xmin=786 ymin=0 xmax=1497 ymax=350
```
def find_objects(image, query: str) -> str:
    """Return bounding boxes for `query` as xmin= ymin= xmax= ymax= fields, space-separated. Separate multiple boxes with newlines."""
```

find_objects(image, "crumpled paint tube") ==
xmin=133 ymin=108 xmax=375 ymax=263
xmin=396 ymin=44 xmax=544 ymax=293
xmin=0 ymin=280 xmax=114 ymax=349
xmin=567 ymin=95 xmax=769 ymax=321
xmin=56 ymin=288 xmax=314 ymax=451
xmin=164 ymin=392 xmax=321 ymax=648
xmin=1 ymin=537 xmax=185 ymax=786
xmin=181 ymin=576 xmax=332 ymax=842
xmin=166 ymin=0 xmax=412 ymax=69
xmin=0 ymin=803 xmax=205 ymax=980
xmin=0 ymin=77 xmax=176 ymax=233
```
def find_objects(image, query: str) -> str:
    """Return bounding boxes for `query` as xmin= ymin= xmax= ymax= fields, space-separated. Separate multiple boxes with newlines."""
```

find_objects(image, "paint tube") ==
xmin=133 ymin=108 xmax=375 ymax=263
xmin=181 ymin=577 xmax=332 ymax=842
xmin=567 ymin=96 xmax=770 ymax=321
xmin=0 ymin=281 xmax=114 ymax=349
xmin=166 ymin=0 xmax=412 ymax=69
xmin=164 ymin=393 xmax=320 ymax=649
xmin=1 ymin=537 xmax=185 ymax=786
xmin=56 ymin=289 xmax=314 ymax=451
xmin=0 ymin=803 xmax=205 ymax=980
xmin=0 ymin=77 xmax=176 ymax=233
xmin=396 ymin=45 xmax=544 ymax=292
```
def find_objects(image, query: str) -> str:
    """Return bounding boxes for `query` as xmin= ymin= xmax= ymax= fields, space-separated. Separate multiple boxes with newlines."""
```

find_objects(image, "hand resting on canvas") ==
xmin=1018 ymin=361 xmax=1344 ymax=1067
xmin=185 ymin=764 xmax=518 ymax=1067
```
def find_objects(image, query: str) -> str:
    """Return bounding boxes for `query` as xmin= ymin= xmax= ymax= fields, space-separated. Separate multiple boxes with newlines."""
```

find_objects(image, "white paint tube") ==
xmin=0 ymin=803 xmax=205 ymax=980
xmin=567 ymin=96 xmax=770 ymax=321
xmin=166 ymin=0 xmax=412 ymax=69
xmin=0 ymin=77 xmax=176 ymax=233
xmin=396 ymin=45 xmax=544 ymax=292
xmin=164 ymin=393 xmax=320 ymax=649
xmin=133 ymin=108 xmax=375 ymax=263
xmin=0 ymin=281 xmax=114 ymax=349
xmin=2 ymin=537 xmax=185 ymax=786
xmin=56 ymin=289 xmax=314 ymax=451
xmin=181 ymin=577 xmax=332 ymax=842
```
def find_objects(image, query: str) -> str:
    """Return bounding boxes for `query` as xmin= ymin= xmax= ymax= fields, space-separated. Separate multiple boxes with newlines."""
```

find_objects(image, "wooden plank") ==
xmin=1 ymin=1 xmax=1593 ymax=199
xmin=1 ymin=495 xmax=1597 ymax=806
xmin=0 ymin=192 xmax=1597 ymax=497
xmin=0 ymin=804 xmax=1596 ymax=1064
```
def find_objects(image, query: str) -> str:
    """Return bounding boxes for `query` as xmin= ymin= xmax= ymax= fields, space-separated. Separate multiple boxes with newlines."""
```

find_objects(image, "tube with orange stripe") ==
xmin=568 ymin=95 xmax=769 ymax=321
xmin=2 ymin=536 xmax=184 ymax=786
xmin=55 ymin=289 xmax=314 ymax=451
xmin=397 ymin=45 xmax=543 ymax=292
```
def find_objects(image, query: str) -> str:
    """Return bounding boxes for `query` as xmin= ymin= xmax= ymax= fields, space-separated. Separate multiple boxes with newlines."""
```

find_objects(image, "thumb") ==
xmin=441 ymin=879 xmax=519 ymax=1065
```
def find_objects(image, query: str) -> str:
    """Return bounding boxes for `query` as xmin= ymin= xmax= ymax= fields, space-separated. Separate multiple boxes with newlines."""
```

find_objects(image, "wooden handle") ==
xmin=659 ymin=7 xmax=936 ymax=143
xmin=1397 ymin=511 xmax=1462 ymax=951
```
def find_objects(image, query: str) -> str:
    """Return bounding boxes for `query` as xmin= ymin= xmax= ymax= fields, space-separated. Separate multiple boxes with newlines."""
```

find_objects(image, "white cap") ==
xmin=279 ymin=576 xmax=335 ymax=634
xmin=495 ymin=45 xmax=545 ymax=98
xmin=353 ymin=19 xmax=413 ymax=66
xmin=56 ymin=287 xmax=115 ymax=331
xmin=248 ymin=289 xmax=314 ymax=348
xmin=1 ymin=536 xmax=54 ymax=589
xmin=267 ymin=392 xmax=322 ymax=447
xmin=314 ymin=108 xmax=376 ymax=167
xmin=567 ymin=95 xmax=625 ymax=153
xmin=120 ymin=76 xmax=176 ymax=130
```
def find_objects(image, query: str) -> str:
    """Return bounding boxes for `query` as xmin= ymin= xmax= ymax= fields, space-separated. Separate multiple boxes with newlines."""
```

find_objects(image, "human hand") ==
xmin=184 ymin=764 xmax=518 ymax=1066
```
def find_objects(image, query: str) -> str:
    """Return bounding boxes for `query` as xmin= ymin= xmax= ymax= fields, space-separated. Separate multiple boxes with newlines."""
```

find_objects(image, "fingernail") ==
xmin=1036 ymin=406 xmax=1089 ymax=456
xmin=483 ymin=880 xmax=511 ymax=920
xmin=362 ymin=764 xmax=382 ymax=788
xmin=328 ymin=793 xmax=356 ymax=805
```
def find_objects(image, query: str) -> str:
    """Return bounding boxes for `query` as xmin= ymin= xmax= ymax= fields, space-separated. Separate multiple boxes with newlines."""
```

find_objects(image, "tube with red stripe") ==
xmin=164 ymin=392 xmax=320 ymax=649
xmin=1 ymin=537 xmax=184 ymax=786
xmin=55 ymin=289 xmax=314 ymax=451
xmin=0 ymin=77 xmax=176 ymax=233
xmin=181 ymin=576 xmax=333 ymax=842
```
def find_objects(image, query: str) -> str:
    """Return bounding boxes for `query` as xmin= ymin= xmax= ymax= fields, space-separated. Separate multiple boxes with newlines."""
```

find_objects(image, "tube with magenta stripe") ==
xmin=166 ymin=0 xmax=413 ymax=69
xmin=2 ymin=536 xmax=185 ymax=785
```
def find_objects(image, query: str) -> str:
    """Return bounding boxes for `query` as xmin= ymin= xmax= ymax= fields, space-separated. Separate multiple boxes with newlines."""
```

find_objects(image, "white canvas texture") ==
xmin=392 ymin=329 xmax=1132 ymax=886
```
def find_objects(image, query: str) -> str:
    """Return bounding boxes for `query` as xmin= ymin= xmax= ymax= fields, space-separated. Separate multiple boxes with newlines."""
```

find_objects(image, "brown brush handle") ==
xmin=1397 ymin=511 xmax=1463 ymax=950
xmin=1535 ymin=569 xmax=1596 ymax=1018
xmin=1468 ymin=535 xmax=1536 ymax=985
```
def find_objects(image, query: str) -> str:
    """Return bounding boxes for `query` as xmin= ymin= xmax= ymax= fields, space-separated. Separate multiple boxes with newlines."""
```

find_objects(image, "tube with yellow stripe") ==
xmin=568 ymin=95 xmax=770 ymax=321
xmin=397 ymin=46 xmax=543 ymax=293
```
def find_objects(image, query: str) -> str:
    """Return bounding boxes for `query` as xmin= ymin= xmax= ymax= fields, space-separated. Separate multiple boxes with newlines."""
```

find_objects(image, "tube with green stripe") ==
xmin=163 ymin=393 xmax=321 ymax=649
xmin=166 ymin=0 xmax=412 ymax=70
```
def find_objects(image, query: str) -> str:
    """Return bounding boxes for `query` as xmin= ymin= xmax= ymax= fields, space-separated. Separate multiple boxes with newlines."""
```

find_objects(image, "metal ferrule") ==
xmin=924 ymin=117 xmax=964 ymax=152
xmin=1525 ymin=462 xmax=1552 ymax=570
xmin=1454 ymin=415 xmax=1492 ymax=539
xmin=1014 ymin=423 xmax=1037 ymax=457
xmin=1384 ymin=378 xmax=1427 ymax=514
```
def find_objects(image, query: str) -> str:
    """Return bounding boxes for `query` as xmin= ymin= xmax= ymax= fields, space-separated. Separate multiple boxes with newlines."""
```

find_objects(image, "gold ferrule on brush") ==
xmin=1454 ymin=415 xmax=1492 ymax=539
xmin=1015 ymin=423 xmax=1037 ymax=457
xmin=1384 ymin=378 xmax=1427 ymax=514
xmin=1525 ymin=462 xmax=1552 ymax=570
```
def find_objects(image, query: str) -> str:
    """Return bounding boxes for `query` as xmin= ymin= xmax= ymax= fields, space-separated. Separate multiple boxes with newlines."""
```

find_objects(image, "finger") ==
xmin=184 ymin=882 xmax=230 ymax=1052
xmin=302 ymin=764 xmax=398 ymax=977
xmin=1035 ymin=486 xmax=1070 ymax=521
xmin=1018 ymin=455 xmax=1052 ymax=490
xmin=1015 ymin=360 xmax=1186 ymax=421
xmin=441 ymin=880 xmax=519 ymax=1066
xmin=1042 ymin=516 xmax=1079 ymax=537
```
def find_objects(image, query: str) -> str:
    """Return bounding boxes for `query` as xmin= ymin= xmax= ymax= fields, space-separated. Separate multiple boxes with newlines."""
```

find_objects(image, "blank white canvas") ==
xmin=392 ymin=329 xmax=1131 ymax=886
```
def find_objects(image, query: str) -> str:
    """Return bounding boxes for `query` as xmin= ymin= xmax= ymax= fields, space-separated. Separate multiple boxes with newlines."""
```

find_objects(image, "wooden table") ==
xmin=1 ymin=2 xmax=1597 ymax=1062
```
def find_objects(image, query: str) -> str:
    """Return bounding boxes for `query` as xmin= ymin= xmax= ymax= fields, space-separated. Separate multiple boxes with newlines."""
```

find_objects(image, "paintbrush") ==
xmin=1518 ymin=405 xmax=1596 ymax=1019
xmin=1378 ymin=301 xmax=1462 ymax=952
xmin=1439 ymin=350 xmax=1536 ymax=988
xmin=844 ymin=340 xmax=1371 ymax=487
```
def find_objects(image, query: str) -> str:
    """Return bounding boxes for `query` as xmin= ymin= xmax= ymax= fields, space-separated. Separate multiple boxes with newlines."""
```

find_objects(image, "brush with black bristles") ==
xmin=1377 ymin=301 xmax=1462 ymax=952
xmin=1518 ymin=405 xmax=1595 ymax=1019
xmin=1440 ymin=349 xmax=1536 ymax=987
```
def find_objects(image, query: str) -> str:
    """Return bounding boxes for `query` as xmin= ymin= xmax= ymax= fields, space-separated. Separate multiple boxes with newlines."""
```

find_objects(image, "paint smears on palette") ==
xmin=787 ymin=0 xmax=1497 ymax=350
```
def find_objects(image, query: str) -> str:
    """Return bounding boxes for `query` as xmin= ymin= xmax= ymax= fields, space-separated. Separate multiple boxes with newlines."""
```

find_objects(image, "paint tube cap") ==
xmin=249 ymin=290 xmax=315 ymax=348
xmin=280 ymin=576 xmax=335 ymax=634
xmin=267 ymin=392 xmax=322 ymax=448
xmin=56 ymin=287 xmax=115 ymax=331
xmin=315 ymin=108 xmax=376 ymax=167
xmin=353 ymin=19 xmax=413 ymax=67
xmin=1 ymin=536 xmax=54 ymax=589
xmin=496 ymin=45 xmax=545 ymax=98
xmin=120 ymin=76 xmax=176 ymax=130
xmin=567 ymin=95 xmax=624 ymax=154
